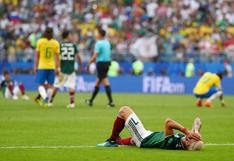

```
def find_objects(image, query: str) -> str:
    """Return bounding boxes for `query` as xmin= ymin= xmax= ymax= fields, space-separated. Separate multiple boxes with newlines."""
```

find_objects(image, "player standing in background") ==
xmin=50 ymin=30 xmax=82 ymax=108
xmin=0 ymin=70 xmax=29 ymax=100
xmin=34 ymin=27 xmax=60 ymax=108
xmin=193 ymin=72 xmax=226 ymax=108
xmin=85 ymin=28 xmax=115 ymax=107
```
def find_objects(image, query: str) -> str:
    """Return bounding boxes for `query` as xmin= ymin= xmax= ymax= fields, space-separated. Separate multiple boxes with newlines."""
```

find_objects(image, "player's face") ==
xmin=4 ymin=74 xmax=10 ymax=80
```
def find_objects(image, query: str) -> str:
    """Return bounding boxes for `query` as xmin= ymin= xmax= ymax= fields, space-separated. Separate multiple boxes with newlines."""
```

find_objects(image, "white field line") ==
xmin=0 ymin=144 xmax=234 ymax=149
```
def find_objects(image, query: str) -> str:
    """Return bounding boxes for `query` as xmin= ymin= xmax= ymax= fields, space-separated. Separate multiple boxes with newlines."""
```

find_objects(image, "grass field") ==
xmin=0 ymin=92 xmax=234 ymax=161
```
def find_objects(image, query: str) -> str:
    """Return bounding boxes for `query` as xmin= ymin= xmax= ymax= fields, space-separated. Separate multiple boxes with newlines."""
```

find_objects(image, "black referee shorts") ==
xmin=96 ymin=62 xmax=111 ymax=79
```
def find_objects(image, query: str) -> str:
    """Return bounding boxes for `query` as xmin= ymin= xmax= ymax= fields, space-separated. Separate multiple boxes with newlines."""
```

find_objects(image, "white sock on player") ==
xmin=207 ymin=91 xmax=222 ymax=102
xmin=47 ymin=88 xmax=53 ymax=102
xmin=38 ymin=86 xmax=47 ymax=100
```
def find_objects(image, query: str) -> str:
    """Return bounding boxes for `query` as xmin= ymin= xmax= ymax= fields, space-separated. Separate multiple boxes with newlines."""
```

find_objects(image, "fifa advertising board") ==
xmin=7 ymin=75 xmax=234 ymax=95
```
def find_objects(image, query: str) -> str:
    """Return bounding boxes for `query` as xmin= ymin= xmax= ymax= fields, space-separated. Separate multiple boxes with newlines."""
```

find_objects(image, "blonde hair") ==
xmin=188 ymin=141 xmax=204 ymax=151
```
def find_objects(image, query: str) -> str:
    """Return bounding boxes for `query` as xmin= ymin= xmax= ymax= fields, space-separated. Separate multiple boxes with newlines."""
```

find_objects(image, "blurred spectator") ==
xmin=131 ymin=59 xmax=144 ymax=75
xmin=224 ymin=60 xmax=233 ymax=77
xmin=130 ymin=29 xmax=158 ymax=61
xmin=108 ymin=60 xmax=121 ymax=77
xmin=185 ymin=59 xmax=195 ymax=78
xmin=0 ymin=0 xmax=234 ymax=69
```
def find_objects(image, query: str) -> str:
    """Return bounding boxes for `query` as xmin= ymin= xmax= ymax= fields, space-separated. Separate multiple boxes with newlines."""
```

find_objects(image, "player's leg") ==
xmin=7 ymin=83 xmax=15 ymax=99
xmin=4 ymin=88 xmax=14 ymax=99
xmin=46 ymin=70 xmax=56 ymax=107
xmin=194 ymin=93 xmax=203 ymax=107
xmin=97 ymin=106 xmax=134 ymax=147
xmin=205 ymin=87 xmax=221 ymax=107
xmin=50 ymin=74 xmax=65 ymax=103
xmin=195 ymin=94 xmax=203 ymax=107
xmin=102 ymin=77 xmax=114 ymax=107
xmin=50 ymin=87 xmax=58 ymax=103
xmin=65 ymin=73 xmax=76 ymax=108
xmin=101 ymin=62 xmax=114 ymax=107
xmin=85 ymin=78 xmax=101 ymax=106
xmin=17 ymin=83 xmax=29 ymax=100
xmin=109 ymin=106 xmax=134 ymax=140
xmin=36 ymin=70 xmax=49 ymax=103
xmin=196 ymin=98 xmax=202 ymax=107
xmin=97 ymin=106 xmax=151 ymax=147
xmin=34 ymin=93 xmax=42 ymax=105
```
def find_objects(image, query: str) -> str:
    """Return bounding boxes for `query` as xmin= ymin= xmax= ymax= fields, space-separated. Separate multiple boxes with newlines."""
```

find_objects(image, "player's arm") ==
xmin=34 ymin=39 xmax=41 ymax=74
xmin=55 ymin=42 xmax=61 ymax=75
xmin=215 ymin=80 xmax=225 ymax=106
xmin=218 ymin=88 xmax=225 ymax=107
xmin=87 ymin=41 xmax=99 ymax=72
xmin=76 ymin=53 xmax=82 ymax=72
xmin=88 ymin=52 xmax=97 ymax=66
xmin=164 ymin=118 xmax=201 ymax=141
xmin=34 ymin=51 xmax=40 ymax=74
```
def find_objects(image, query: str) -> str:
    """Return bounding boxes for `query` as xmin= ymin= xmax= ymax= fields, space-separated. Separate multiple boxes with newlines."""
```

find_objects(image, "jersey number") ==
xmin=131 ymin=118 xmax=139 ymax=125
xmin=61 ymin=47 xmax=75 ymax=61
xmin=45 ymin=47 xmax=52 ymax=59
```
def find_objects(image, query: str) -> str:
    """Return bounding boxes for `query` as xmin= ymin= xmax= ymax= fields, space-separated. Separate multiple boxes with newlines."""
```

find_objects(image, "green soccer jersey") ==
xmin=140 ymin=132 xmax=186 ymax=150
xmin=0 ymin=79 xmax=14 ymax=95
xmin=60 ymin=42 xmax=78 ymax=74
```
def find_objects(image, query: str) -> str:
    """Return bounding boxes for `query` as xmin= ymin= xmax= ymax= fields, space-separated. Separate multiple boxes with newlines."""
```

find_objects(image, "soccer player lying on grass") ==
xmin=97 ymin=106 xmax=203 ymax=151
xmin=193 ymin=72 xmax=226 ymax=108
xmin=0 ymin=70 xmax=29 ymax=100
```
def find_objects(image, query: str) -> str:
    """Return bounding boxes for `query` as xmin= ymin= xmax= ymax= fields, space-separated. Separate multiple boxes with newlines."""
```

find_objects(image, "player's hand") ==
xmin=186 ymin=131 xmax=201 ymax=141
xmin=55 ymin=68 xmax=60 ymax=76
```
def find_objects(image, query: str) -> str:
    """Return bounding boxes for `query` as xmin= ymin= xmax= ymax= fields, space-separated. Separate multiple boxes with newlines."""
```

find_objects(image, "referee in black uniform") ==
xmin=86 ymin=28 xmax=114 ymax=107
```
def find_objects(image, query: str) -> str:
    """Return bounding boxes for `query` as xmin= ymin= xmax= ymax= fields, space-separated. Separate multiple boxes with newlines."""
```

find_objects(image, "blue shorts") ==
xmin=194 ymin=87 xmax=218 ymax=99
xmin=36 ymin=69 xmax=55 ymax=85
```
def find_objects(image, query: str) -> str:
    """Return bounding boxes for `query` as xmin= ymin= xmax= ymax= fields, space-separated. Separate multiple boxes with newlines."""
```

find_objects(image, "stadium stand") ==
xmin=0 ymin=0 xmax=234 ymax=76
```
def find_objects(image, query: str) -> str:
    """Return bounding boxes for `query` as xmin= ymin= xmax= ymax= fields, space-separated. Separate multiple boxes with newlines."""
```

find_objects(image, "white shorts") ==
xmin=54 ymin=72 xmax=76 ymax=90
xmin=4 ymin=86 xmax=20 ymax=99
xmin=125 ymin=113 xmax=152 ymax=147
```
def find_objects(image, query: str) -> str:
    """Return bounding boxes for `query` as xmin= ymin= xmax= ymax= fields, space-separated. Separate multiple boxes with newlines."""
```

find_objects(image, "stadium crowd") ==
xmin=0 ymin=0 xmax=234 ymax=64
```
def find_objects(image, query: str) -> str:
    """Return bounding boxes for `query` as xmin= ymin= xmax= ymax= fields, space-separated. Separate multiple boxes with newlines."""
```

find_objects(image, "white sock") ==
xmin=207 ymin=91 xmax=222 ymax=102
xmin=38 ymin=86 xmax=47 ymax=100
xmin=47 ymin=88 xmax=53 ymax=102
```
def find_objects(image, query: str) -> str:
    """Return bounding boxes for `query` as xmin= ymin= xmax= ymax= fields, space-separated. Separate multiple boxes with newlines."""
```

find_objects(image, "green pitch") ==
xmin=0 ymin=93 xmax=234 ymax=161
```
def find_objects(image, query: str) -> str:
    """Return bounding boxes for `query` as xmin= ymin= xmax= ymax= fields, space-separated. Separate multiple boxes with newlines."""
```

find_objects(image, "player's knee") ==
xmin=216 ymin=90 xmax=223 ymax=95
xmin=119 ymin=106 xmax=131 ymax=113
xmin=119 ymin=106 xmax=132 ymax=118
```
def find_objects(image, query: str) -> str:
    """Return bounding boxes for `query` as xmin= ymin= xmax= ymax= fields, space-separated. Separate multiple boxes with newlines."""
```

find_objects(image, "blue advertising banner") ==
xmin=8 ymin=75 xmax=234 ymax=95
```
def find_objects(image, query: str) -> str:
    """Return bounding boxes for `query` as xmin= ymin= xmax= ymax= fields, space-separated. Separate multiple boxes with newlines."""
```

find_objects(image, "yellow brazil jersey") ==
xmin=193 ymin=72 xmax=221 ymax=94
xmin=36 ymin=38 xmax=60 ymax=69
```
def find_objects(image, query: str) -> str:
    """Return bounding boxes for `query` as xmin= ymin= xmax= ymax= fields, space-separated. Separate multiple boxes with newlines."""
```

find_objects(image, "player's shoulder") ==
xmin=95 ymin=40 xmax=101 ymax=45
xmin=51 ymin=38 xmax=59 ymax=43
xmin=37 ymin=38 xmax=46 ymax=44
xmin=50 ymin=39 xmax=60 ymax=46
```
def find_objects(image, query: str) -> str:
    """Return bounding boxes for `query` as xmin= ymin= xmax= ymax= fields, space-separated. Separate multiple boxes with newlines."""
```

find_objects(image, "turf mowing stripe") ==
xmin=0 ymin=145 xmax=96 ymax=149
xmin=205 ymin=143 xmax=234 ymax=146
xmin=0 ymin=144 xmax=234 ymax=149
